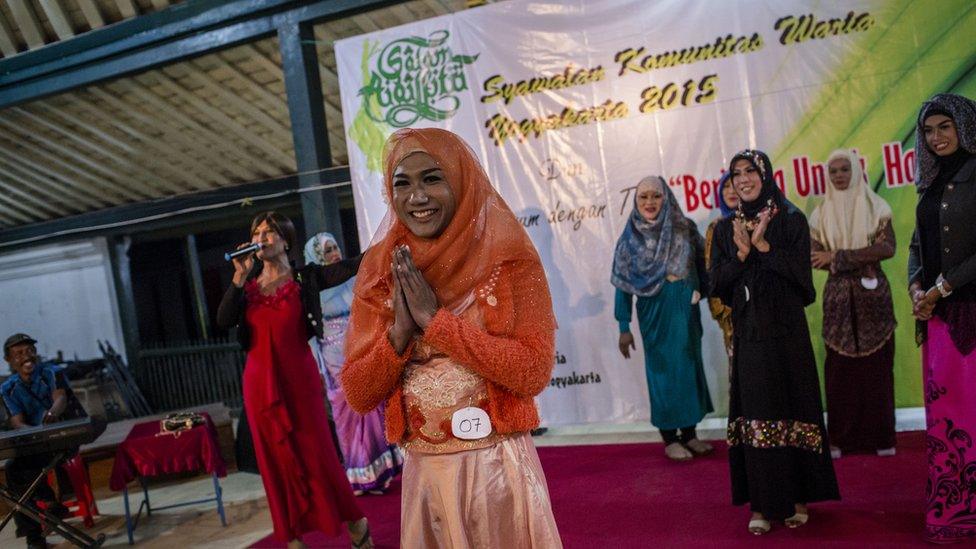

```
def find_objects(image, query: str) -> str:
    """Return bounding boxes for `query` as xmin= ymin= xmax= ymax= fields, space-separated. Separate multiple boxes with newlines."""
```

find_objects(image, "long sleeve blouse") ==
xmin=340 ymin=260 xmax=555 ymax=444
xmin=709 ymin=208 xmax=816 ymax=342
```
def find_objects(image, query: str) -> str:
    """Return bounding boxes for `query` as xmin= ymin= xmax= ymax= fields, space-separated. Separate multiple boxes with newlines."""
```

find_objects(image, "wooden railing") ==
xmin=135 ymin=338 xmax=245 ymax=413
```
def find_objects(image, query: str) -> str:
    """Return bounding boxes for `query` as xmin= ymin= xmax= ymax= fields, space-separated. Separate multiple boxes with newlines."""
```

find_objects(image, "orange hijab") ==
xmin=345 ymin=128 xmax=554 ymax=362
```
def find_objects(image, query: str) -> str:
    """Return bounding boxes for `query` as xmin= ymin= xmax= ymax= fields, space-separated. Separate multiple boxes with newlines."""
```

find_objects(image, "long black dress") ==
xmin=710 ymin=190 xmax=840 ymax=520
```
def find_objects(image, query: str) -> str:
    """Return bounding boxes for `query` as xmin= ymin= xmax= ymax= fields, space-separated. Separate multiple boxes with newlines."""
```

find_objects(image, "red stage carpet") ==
xmin=250 ymin=431 xmax=929 ymax=548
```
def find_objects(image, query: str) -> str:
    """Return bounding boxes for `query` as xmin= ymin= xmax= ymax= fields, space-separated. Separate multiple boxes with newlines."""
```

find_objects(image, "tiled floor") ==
xmin=0 ymin=471 xmax=272 ymax=548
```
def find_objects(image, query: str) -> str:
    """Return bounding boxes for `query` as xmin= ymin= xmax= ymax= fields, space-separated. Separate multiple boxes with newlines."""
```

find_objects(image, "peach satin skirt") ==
xmin=400 ymin=433 xmax=562 ymax=548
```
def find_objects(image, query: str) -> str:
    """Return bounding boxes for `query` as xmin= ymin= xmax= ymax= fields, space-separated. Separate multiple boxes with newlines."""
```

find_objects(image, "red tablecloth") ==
xmin=109 ymin=413 xmax=227 ymax=491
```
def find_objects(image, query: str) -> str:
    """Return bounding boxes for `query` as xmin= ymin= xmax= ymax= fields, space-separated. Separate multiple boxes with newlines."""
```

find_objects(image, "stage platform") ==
xmin=0 ymin=429 xmax=931 ymax=548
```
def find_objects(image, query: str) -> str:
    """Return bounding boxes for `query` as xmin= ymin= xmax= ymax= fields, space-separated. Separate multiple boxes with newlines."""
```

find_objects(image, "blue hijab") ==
xmin=716 ymin=171 xmax=735 ymax=217
xmin=611 ymin=176 xmax=698 ymax=297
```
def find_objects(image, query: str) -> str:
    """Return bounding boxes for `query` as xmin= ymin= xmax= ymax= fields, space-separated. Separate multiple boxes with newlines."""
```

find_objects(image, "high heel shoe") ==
xmin=748 ymin=518 xmax=771 ymax=535
xmin=784 ymin=512 xmax=809 ymax=528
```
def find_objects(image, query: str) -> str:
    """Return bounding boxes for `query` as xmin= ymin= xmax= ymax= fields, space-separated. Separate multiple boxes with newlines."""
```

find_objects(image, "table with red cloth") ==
xmin=109 ymin=413 xmax=227 ymax=544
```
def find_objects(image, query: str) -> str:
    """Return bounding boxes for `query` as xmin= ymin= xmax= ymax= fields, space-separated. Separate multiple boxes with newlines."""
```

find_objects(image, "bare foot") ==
xmin=287 ymin=539 xmax=306 ymax=549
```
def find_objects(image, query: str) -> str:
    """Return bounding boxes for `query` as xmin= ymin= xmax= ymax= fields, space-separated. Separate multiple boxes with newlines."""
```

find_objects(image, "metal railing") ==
xmin=135 ymin=338 xmax=245 ymax=413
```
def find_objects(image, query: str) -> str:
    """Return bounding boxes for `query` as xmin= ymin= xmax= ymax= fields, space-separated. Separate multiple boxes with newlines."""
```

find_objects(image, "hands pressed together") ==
xmin=388 ymin=245 xmax=440 ymax=354
xmin=733 ymin=209 xmax=772 ymax=263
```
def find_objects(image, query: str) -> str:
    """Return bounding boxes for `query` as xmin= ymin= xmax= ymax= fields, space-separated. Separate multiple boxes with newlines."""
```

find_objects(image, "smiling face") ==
xmin=5 ymin=342 xmax=38 ymax=382
xmin=392 ymin=152 xmax=458 ymax=239
xmin=923 ymin=114 xmax=960 ymax=157
xmin=731 ymin=159 xmax=763 ymax=203
xmin=721 ymin=177 xmax=740 ymax=210
xmin=635 ymin=178 xmax=665 ymax=221
xmin=828 ymin=157 xmax=853 ymax=191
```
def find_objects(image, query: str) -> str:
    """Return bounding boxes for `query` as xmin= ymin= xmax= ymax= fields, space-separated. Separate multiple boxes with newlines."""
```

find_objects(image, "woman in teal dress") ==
xmin=613 ymin=175 xmax=714 ymax=461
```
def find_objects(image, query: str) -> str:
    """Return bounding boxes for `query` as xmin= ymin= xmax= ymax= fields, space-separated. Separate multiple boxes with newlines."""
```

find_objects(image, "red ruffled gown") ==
xmin=243 ymin=279 xmax=363 ymax=541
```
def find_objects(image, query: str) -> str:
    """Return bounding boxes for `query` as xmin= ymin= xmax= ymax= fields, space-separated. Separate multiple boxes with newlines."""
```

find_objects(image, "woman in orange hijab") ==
xmin=341 ymin=128 xmax=562 ymax=547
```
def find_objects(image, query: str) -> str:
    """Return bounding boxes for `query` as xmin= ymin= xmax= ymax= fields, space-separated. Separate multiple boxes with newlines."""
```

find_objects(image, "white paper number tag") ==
xmin=451 ymin=407 xmax=492 ymax=440
xmin=860 ymin=277 xmax=879 ymax=290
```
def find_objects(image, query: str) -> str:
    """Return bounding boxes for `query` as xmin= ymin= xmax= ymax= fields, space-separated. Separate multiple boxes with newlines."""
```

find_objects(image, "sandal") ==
xmin=684 ymin=438 xmax=714 ymax=456
xmin=664 ymin=442 xmax=693 ymax=461
xmin=784 ymin=512 xmax=809 ymax=528
xmin=350 ymin=518 xmax=374 ymax=549
xmin=748 ymin=518 xmax=771 ymax=535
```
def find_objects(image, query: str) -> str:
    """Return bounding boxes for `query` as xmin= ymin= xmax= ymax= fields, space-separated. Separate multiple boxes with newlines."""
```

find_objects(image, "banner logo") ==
xmin=359 ymin=30 xmax=479 ymax=128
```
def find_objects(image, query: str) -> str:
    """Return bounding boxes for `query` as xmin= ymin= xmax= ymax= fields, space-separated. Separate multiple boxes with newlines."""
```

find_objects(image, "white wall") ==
xmin=0 ymin=238 xmax=126 ymax=372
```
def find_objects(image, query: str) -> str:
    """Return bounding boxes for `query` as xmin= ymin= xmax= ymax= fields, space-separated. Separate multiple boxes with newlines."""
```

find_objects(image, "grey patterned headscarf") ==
xmin=611 ymin=176 xmax=700 ymax=297
xmin=914 ymin=93 xmax=976 ymax=191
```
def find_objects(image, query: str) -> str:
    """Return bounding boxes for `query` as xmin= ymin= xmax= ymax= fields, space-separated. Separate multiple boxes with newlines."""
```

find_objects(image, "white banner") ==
xmin=336 ymin=0 xmax=934 ymax=425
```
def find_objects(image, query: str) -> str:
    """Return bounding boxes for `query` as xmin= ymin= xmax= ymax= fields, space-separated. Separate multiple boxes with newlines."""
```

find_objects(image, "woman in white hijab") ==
xmin=809 ymin=149 xmax=896 ymax=459
xmin=304 ymin=233 xmax=403 ymax=494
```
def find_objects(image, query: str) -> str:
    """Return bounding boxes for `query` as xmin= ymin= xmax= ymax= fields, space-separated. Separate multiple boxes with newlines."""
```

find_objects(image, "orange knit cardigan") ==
xmin=340 ymin=260 xmax=555 ymax=445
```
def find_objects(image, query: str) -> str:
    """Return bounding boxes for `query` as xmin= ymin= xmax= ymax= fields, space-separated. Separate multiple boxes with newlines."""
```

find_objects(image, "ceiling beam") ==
xmin=30 ymin=101 xmax=216 ymax=191
xmin=147 ymin=70 xmax=297 ymax=168
xmin=6 ymin=0 xmax=47 ymax=49
xmin=0 ymin=166 xmax=351 ymax=250
xmin=0 ymin=128 xmax=147 ymax=202
xmin=37 ymin=0 xmax=76 ymax=41
xmin=0 ymin=116 xmax=155 ymax=199
xmin=0 ymin=11 xmax=18 ymax=57
xmin=113 ymin=0 xmax=139 ymax=19
xmin=0 ymin=207 xmax=26 ymax=226
xmin=7 ymin=107 xmax=194 ymax=194
xmin=62 ymin=95 xmax=227 ymax=188
xmin=86 ymin=85 xmax=263 ymax=181
xmin=0 ymin=144 xmax=113 ymax=208
xmin=106 ymin=81 xmax=277 ymax=177
xmin=0 ymin=160 xmax=85 ymax=215
xmin=183 ymin=62 xmax=294 ymax=144
xmin=0 ymin=178 xmax=51 ymax=223
xmin=242 ymin=42 xmax=343 ymax=128
xmin=76 ymin=0 xmax=106 ymax=29
xmin=0 ymin=0 xmax=401 ymax=108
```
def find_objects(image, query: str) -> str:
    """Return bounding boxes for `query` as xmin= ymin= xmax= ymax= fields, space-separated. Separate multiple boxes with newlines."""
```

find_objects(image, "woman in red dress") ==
xmin=217 ymin=212 xmax=372 ymax=549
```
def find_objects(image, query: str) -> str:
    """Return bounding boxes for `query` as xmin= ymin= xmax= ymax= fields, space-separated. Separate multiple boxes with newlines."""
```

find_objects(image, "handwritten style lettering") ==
xmin=775 ymin=11 xmax=874 ymax=45
xmin=615 ymin=34 xmax=763 ymax=76
xmin=359 ymin=30 xmax=479 ymax=128
xmin=485 ymin=100 xmax=628 ymax=146
xmin=481 ymin=65 xmax=606 ymax=105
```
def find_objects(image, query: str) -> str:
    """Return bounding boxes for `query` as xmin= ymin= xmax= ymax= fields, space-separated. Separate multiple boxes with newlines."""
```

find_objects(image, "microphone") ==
xmin=224 ymin=243 xmax=262 ymax=262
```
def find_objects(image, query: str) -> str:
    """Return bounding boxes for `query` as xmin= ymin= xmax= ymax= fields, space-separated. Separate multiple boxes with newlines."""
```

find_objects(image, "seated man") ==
xmin=2 ymin=333 xmax=71 ymax=549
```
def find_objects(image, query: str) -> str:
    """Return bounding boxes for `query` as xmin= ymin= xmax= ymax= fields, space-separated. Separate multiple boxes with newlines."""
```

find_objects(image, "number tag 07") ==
xmin=451 ymin=407 xmax=492 ymax=440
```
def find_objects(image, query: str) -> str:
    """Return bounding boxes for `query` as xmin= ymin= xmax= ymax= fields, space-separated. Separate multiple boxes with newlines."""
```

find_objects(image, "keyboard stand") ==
xmin=0 ymin=452 xmax=105 ymax=548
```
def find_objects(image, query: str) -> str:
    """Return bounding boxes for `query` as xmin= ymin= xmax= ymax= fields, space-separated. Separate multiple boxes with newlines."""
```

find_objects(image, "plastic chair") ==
xmin=37 ymin=454 xmax=98 ymax=528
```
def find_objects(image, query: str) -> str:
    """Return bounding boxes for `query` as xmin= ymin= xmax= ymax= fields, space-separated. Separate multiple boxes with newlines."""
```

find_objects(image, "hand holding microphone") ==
xmin=225 ymin=243 xmax=262 ymax=262
xmin=230 ymin=242 xmax=261 ymax=287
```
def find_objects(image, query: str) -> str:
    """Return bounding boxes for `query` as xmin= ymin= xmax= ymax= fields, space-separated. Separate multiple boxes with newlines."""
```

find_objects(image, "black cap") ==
xmin=3 ymin=333 xmax=37 ymax=354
